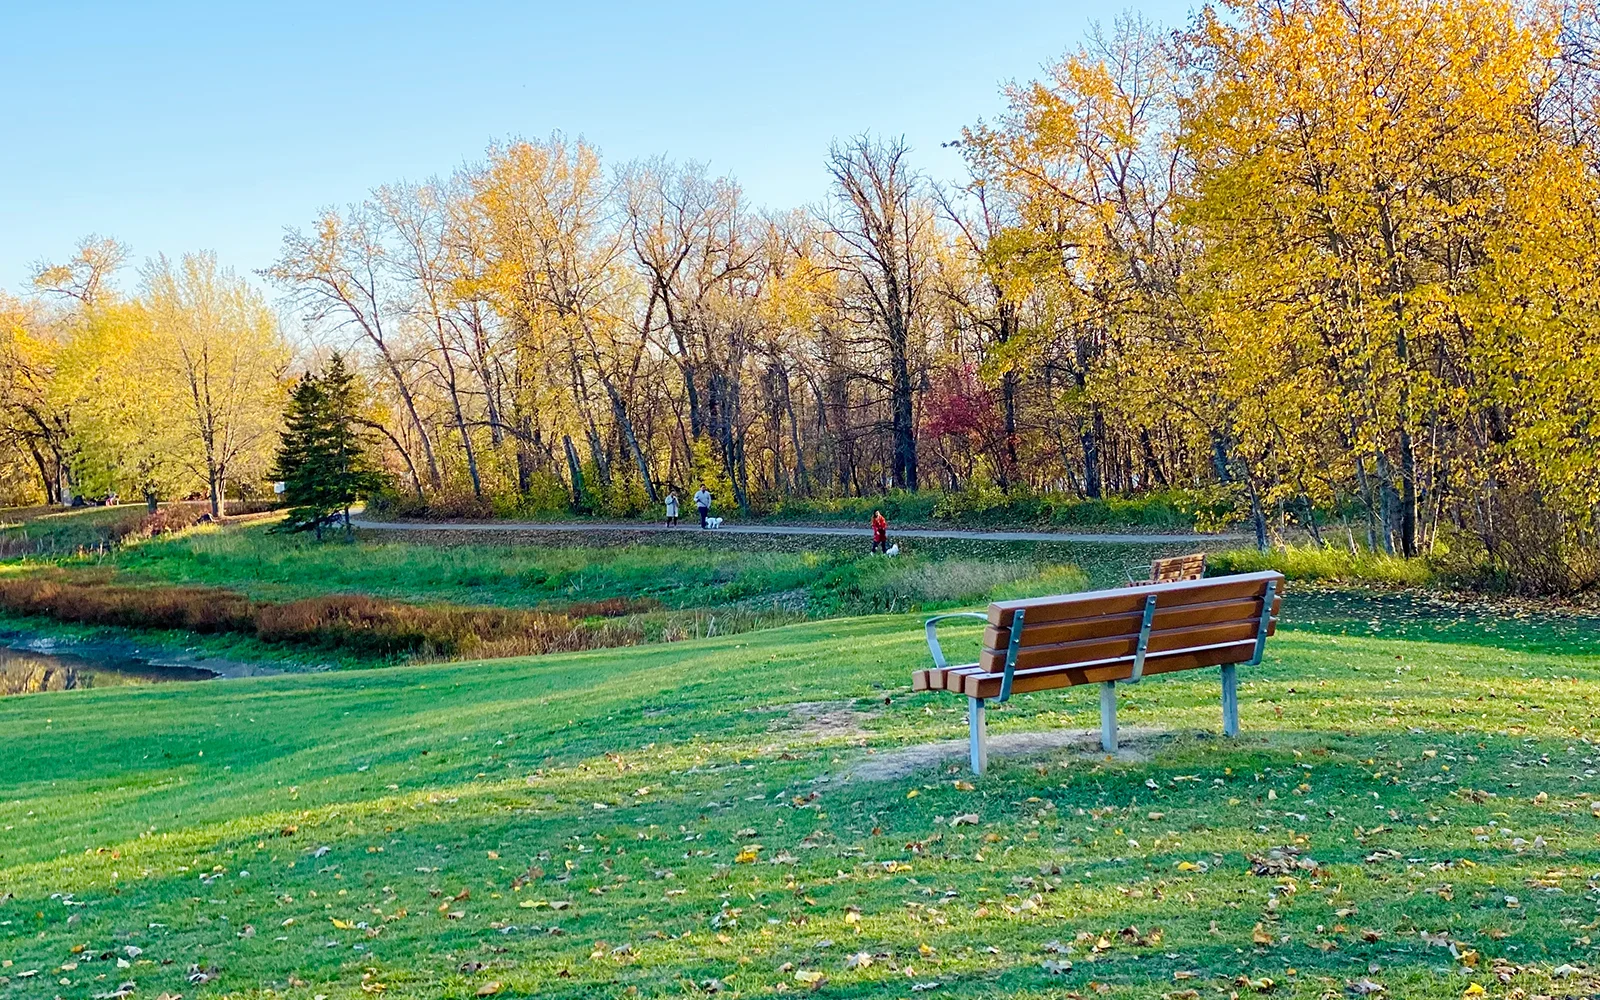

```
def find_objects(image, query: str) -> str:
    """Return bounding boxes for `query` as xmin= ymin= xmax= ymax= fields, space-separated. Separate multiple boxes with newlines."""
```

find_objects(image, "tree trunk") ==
xmin=1080 ymin=412 xmax=1103 ymax=499
xmin=563 ymin=434 xmax=586 ymax=506
xmin=600 ymin=374 xmax=657 ymax=501
xmin=1398 ymin=426 xmax=1418 ymax=557
xmin=1374 ymin=449 xmax=1398 ymax=555
xmin=1246 ymin=473 xmax=1268 ymax=552
xmin=889 ymin=333 xmax=917 ymax=491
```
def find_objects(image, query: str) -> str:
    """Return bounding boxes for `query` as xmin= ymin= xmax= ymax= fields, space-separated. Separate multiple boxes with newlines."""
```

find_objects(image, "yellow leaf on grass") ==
xmin=331 ymin=918 xmax=355 ymax=930
xmin=735 ymin=845 xmax=762 ymax=864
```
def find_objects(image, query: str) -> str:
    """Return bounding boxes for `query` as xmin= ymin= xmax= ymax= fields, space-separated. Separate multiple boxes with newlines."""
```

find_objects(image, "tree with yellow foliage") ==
xmin=143 ymin=253 xmax=288 ymax=517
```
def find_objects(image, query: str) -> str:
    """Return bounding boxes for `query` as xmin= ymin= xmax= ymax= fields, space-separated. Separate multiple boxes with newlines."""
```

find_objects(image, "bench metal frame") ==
xmin=923 ymin=577 xmax=1279 ymax=775
xmin=925 ymin=609 xmax=1027 ymax=773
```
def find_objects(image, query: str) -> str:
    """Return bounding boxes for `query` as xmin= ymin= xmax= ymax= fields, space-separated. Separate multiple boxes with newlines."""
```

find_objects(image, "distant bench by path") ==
xmin=346 ymin=517 xmax=1248 ymax=545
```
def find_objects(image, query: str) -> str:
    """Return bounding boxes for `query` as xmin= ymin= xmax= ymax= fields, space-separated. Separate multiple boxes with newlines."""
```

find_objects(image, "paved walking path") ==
xmin=348 ymin=517 xmax=1246 ymax=545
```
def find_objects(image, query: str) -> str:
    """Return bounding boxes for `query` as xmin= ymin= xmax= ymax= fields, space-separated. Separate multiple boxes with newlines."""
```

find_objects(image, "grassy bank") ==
xmin=0 ymin=511 xmax=1228 ymax=665
xmin=4 ymin=596 xmax=1600 ymax=998
xmin=115 ymin=523 xmax=1127 ymax=612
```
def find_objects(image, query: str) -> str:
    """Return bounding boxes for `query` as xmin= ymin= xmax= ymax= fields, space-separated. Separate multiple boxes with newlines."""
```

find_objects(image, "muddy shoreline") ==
xmin=0 ymin=629 xmax=288 ymax=695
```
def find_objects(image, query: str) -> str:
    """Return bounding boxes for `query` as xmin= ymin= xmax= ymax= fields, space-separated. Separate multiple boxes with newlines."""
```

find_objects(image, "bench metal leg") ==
xmin=1221 ymin=663 xmax=1240 ymax=737
xmin=1100 ymin=681 xmax=1117 ymax=752
xmin=968 ymin=697 xmax=988 ymax=775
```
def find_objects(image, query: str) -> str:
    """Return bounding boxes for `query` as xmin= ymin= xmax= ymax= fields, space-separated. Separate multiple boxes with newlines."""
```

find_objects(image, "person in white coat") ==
xmin=664 ymin=491 xmax=680 ymax=527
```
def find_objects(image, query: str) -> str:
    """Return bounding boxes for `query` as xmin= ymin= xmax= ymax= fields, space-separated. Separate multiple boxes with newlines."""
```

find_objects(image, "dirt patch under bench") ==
xmin=845 ymin=726 xmax=1166 ymax=781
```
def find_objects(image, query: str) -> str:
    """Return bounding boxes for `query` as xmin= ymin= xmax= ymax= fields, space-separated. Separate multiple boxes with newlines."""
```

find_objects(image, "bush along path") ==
xmin=4 ymin=609 xmax=1600 ymax=998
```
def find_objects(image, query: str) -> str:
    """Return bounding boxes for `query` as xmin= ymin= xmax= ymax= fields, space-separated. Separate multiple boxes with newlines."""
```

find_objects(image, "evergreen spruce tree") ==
xmin=270 ymin=353 xmax=385 ymax=540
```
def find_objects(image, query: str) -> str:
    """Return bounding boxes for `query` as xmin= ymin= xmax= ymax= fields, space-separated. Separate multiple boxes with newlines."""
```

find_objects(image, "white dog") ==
xmin=885 ymin=543 xmax=900 ymax=556
xmin=706 ymin=516 xmax=723 ymax=529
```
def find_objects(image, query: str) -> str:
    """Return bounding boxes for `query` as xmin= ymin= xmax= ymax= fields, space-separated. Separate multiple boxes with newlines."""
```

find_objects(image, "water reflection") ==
xmin=0 ymin=645 xmax=218 ymax=695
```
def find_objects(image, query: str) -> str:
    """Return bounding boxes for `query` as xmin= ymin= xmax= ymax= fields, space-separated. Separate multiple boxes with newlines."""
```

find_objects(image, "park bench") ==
xmin=912 ymin=570 xmax=1285 ymax=774
xmin=1128 ymin=552 xmax=1206 ymax=585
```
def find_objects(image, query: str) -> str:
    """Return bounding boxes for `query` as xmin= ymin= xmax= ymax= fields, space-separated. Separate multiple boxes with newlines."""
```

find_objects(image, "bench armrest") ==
xmin=923 ymin=612 xmax=990 ymax=669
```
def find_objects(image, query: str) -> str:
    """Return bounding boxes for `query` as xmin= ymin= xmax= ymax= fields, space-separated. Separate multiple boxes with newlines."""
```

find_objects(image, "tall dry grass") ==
xmin=0 ymin=575 xmax=644 ymax=660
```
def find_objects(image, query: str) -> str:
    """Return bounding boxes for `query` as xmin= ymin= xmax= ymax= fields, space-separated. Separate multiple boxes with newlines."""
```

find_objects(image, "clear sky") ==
xmin=0 ymin=1 xmax=1193 ymax=293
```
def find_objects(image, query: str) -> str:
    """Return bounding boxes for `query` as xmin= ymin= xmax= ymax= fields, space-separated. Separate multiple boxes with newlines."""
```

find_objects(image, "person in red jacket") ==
xmin=870 ymin=510 xmax=889 ymax=555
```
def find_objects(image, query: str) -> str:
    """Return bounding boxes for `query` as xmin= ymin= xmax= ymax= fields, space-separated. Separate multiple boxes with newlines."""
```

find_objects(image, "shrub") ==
xmin=1428 ymin=485 xmax=1600 ymax=595
xmin=0 ymin=576 xmax=253 ymax=632
xmin=121 ymin=505 xmax=213 ymax=541
xmin=1208 ymin=544 xmax=1435 ymax=588
xmin=762 ymin=486 xmax=1237 ymax=531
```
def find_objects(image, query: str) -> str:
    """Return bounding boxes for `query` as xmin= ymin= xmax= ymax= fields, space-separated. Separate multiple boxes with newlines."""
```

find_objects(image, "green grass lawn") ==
xmin=4 ymin=595 xmax=1600 ymax=999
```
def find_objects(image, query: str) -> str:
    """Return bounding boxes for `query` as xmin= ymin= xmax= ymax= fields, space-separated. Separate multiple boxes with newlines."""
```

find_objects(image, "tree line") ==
xmin=4 ymin=0 xmax=1600 ymax=590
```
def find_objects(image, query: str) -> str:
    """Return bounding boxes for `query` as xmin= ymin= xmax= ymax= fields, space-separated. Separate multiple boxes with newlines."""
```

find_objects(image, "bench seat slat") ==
xmin=912 ymin=663 xmax=984 ymax=692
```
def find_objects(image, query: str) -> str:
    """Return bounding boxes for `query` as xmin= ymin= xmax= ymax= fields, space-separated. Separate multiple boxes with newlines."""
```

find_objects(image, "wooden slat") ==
xmin=936 ymin=664 xmax=985 ymax=691
xmin=960 ymin=640 xmax=1256 ymax=699
xmin=977 ymin=617 xmax=1274 ymax=672
xmin=983 ymin=595 xmax=1280 ymax=652
xmin=912 ymin=663 xmax=983 ymax=692
xmin=985 ymin=571 xmax=1284 ymax=628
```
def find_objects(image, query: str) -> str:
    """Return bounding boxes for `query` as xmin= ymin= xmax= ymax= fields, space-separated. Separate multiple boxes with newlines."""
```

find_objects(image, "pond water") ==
xmin=0 ymin=638 xmax=278 ymax=695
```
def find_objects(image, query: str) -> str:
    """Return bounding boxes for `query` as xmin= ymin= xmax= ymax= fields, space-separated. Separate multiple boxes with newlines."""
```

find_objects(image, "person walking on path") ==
xmin=694 ymin=486 xmax=713 ymax=529
xmin=871 ymin=509 xmax=889 ymax=554
xmin=664 ymin=490 xmax=680 ymax=527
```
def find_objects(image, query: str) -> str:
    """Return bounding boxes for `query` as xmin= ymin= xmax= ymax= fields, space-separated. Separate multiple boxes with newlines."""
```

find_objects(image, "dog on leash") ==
xmin=706 ymin=516 xmax=723 ymax=529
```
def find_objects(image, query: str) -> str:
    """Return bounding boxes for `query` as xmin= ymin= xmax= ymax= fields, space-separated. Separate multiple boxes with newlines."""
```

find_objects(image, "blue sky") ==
xmin=0 ymin=1 xmax=1192 ymax=292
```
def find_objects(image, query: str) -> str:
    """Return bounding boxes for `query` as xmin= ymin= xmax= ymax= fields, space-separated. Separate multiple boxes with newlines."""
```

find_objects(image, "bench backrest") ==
xmin=1149 ymin=552 xmax=1205 ymax=583
xmin=979 ymin=570 xmax=1284 ymax=680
